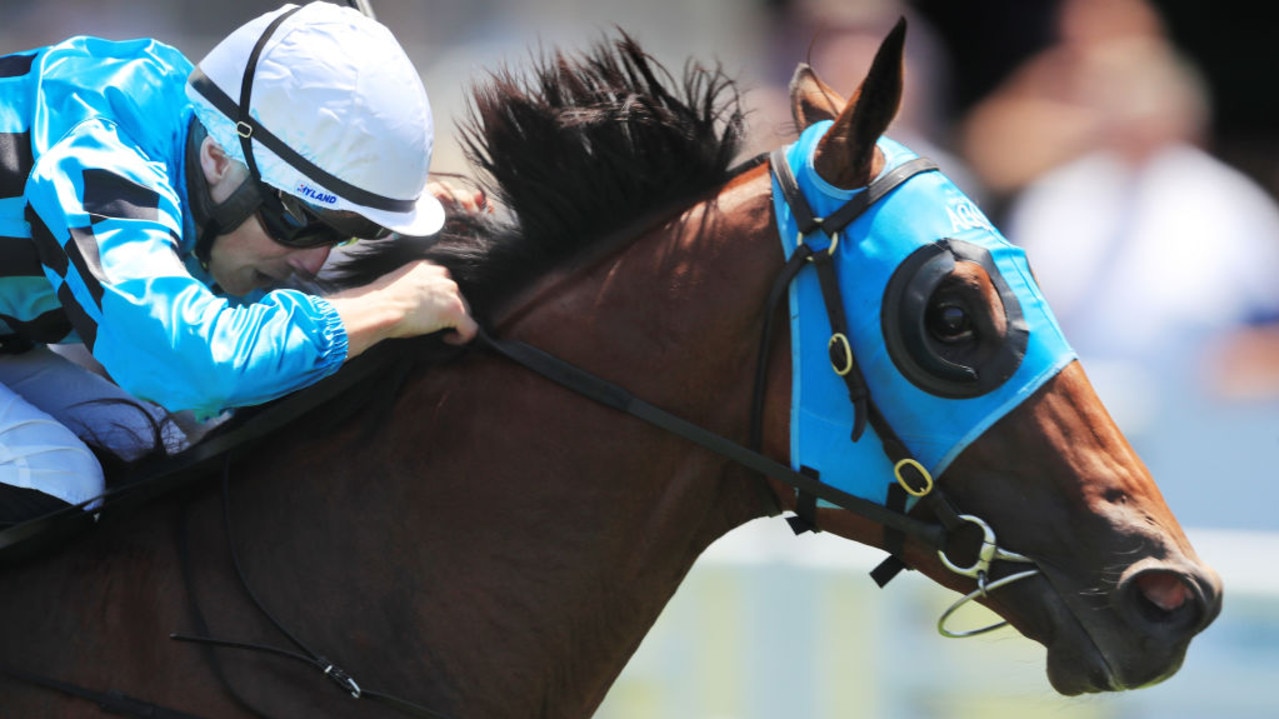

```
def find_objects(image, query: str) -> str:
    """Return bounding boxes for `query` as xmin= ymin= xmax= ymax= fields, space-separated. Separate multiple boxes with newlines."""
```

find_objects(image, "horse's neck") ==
xmin=240 ymin=367 xmax=770 ymax=716
xmin=379 ymin=170 xmax=786 ymax=714
xmin=67 ymin=169 xmax=789 ymax=718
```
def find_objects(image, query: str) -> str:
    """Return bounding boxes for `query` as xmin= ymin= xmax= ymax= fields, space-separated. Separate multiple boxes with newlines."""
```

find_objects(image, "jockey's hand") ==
xmin=326 ymin=260 xmax=479 ymax=358
xmin=428 ymin=180 xmax=489 ymax=214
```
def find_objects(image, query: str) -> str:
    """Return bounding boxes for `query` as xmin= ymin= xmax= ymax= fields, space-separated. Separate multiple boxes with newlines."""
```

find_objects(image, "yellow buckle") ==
xmin=828 ymin=333 xmax=854 ymax=376
xmin=798 ymin=229 xmax=839 ymax=260
xmin=894 ymin=458 xmax=933 ymax=497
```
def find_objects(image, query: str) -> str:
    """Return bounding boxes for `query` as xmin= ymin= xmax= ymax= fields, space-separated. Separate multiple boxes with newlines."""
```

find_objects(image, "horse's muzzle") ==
xmin=1112 ymin=559 xmax=1223 ymax=674
xmin=1042 ymin=555 xmax=1222 ymax=694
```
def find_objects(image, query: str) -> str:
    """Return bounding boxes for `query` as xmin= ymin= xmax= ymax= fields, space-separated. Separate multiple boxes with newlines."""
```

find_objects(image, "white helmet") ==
xmin=187 ymin=1 xmax=444 ymax=236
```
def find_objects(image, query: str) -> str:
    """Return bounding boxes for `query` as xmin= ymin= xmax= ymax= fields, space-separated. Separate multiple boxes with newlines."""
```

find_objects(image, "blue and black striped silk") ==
xmin=0 ymin=50 xmax=64 ymax=343
xmin=0 ymin=37 xmax=346 ymax=417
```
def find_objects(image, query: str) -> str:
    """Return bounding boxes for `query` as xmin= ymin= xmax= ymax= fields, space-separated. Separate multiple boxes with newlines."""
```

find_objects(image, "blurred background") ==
xmin=5 ymin=0 xmax=1277 ymax=716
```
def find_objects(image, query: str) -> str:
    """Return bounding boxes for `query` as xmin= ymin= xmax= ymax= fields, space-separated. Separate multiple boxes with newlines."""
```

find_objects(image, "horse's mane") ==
xmin=325 ymin=31 xmax=746 ymax=317
xmin=173 ymin=33 xmax=749 ymax=452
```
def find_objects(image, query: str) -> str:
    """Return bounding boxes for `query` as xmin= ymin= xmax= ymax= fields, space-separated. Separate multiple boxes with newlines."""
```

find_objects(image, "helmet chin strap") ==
xmin=185 ymin=117 xmax=265 ymax=265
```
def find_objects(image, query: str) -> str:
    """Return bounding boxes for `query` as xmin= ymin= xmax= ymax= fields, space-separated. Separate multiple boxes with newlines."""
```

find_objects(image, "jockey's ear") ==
xmin=199 ymin=136 xmax=248 ymax=192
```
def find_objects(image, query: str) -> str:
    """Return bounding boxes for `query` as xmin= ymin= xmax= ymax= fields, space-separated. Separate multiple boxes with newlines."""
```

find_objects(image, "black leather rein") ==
xmin=474 ymin=149 xmax=982 ymax=584
xmin=474 ymin=328 xmax=949 ymax=550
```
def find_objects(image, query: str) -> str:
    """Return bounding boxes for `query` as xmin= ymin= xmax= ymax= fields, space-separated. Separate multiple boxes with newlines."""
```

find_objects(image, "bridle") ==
xmin=760 ymin=142 xmax=1041 ymax=636
xmin=481 ymin=145 xmax=1043 ymax=638
xmin=0 ymin=145 xmax=1045 ymax=719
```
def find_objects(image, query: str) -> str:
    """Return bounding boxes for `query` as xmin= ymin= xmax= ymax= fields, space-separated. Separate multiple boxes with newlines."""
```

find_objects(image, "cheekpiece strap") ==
xmin=765 ymin=138 xmax=945 ymax=550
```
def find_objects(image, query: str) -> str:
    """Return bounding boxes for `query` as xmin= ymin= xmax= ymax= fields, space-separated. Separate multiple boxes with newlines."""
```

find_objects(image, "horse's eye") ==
xmin=926 ymin=303 xmax=973 ymax=343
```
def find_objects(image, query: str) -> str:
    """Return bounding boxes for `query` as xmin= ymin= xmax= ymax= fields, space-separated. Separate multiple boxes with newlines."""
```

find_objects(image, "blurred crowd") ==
xmin=760 ymin=0 xmax=1279 ymax=531
xmin=4 ymin=0 xmax=1278 ymax=530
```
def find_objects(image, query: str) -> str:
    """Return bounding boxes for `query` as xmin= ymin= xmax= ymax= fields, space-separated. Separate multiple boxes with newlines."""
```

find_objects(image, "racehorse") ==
xmin=0 ymin=21 xmax=1220 ymax=718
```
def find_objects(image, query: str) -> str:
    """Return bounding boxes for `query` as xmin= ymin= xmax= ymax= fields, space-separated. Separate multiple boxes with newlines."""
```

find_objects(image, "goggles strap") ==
xmin=234 ymin=6 xmax=299 ymax=186
xmin=188 ymin=7 xmax=351 ymax=258
xmin=190 ymin=5 xmax=416 ymax=214
xmin=185 ymin=118 xmax=264 ymax=264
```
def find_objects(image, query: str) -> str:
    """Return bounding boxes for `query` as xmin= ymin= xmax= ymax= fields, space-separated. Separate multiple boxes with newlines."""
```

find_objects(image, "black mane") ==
xmin=99 ymin=34 xmax=749 ymax=501
xmin=326 ymin=32 xmax=746 ymax=319
xmin=154 ymin=33 xmax=751 ymax=459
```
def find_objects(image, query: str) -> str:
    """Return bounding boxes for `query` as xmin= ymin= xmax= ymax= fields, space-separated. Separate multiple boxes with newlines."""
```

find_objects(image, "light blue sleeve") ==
xmin=25 ymin=118 xmax=348 ymax=418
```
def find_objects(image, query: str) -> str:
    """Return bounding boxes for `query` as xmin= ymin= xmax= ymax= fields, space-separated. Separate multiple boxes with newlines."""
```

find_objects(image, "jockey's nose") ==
xmin=290 ymin=244 xmax=333 ymax=278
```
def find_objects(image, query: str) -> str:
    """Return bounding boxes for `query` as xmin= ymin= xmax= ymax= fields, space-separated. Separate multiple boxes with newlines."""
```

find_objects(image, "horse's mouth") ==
xmin=1043 ymin=622 xmax=1184 ymax=695
xmin=1002 ymin=571 xmax=1122 ymax=694
xmin=1007 ymin=560 xmax=1210 ymax=695
xmin=1045 ymin=631 xmax=1124 ymax=695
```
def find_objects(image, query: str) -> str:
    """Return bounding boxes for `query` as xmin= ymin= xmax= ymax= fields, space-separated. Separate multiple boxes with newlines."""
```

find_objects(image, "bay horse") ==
xmin=0 ymin=21 xmax=1220 ymax=718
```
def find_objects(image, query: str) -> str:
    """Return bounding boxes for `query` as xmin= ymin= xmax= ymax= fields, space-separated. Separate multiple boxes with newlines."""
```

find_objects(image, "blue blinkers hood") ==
xmin=771 ymin=122 xmax=1076 ymax=506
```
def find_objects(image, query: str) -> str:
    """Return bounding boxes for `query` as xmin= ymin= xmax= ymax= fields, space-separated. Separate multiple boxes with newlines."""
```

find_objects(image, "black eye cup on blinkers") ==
xmin=256 ymin=188 xmax=393 ymax=248
xmin=881 ymin=239 xmax=1028 ymax=399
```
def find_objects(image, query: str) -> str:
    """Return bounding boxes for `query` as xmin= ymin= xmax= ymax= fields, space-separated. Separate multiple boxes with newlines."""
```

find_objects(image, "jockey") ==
xmin=0 ymin=2 xmax=478 ymax=527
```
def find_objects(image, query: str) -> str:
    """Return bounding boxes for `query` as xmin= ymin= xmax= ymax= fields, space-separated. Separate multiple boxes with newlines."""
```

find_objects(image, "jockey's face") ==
xmin=205 ymin=212 xmax=333 ymax=296
xmin=199 ymin=138 xmax=332 ymax=296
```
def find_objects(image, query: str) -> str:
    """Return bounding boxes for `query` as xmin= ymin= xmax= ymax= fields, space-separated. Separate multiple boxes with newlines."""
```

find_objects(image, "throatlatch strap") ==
xmin=871 ymin=483 xmax=912 ymax=587
xmin=786 ymin=467 xmax=822 ymax=535
xmin=871 ymin=554 xmax=909 ymax=588
xmin=769 ymin=147 xmax=819 ymax=234
xmin=750 ymin=244 xmax=812 ymax=452
xmin=748 ymin=244 xmax=813 ymax=520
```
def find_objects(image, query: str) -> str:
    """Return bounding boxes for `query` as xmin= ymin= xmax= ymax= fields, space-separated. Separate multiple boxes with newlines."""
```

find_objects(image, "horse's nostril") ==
xmin=1136 ymin=571 xmax=1191 ymax=613
xmin=1131 ymin=570 xmax=1197 ymax=627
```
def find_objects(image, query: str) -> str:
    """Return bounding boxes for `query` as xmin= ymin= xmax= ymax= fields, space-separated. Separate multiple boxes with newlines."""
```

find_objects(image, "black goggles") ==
xmin=256 ymin=188 xmax=393 ymax=249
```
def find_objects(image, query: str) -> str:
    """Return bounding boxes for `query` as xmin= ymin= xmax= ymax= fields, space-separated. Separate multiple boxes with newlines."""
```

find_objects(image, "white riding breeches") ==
xmin=0 ymin=345 xmax=188 ymax=508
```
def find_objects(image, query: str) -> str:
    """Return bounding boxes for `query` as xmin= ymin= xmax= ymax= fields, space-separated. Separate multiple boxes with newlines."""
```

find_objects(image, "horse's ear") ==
xmin=789 ymin=63 xmax=846 ymax=129
xmin=812 ymin=16 xmax=907 ymax=188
